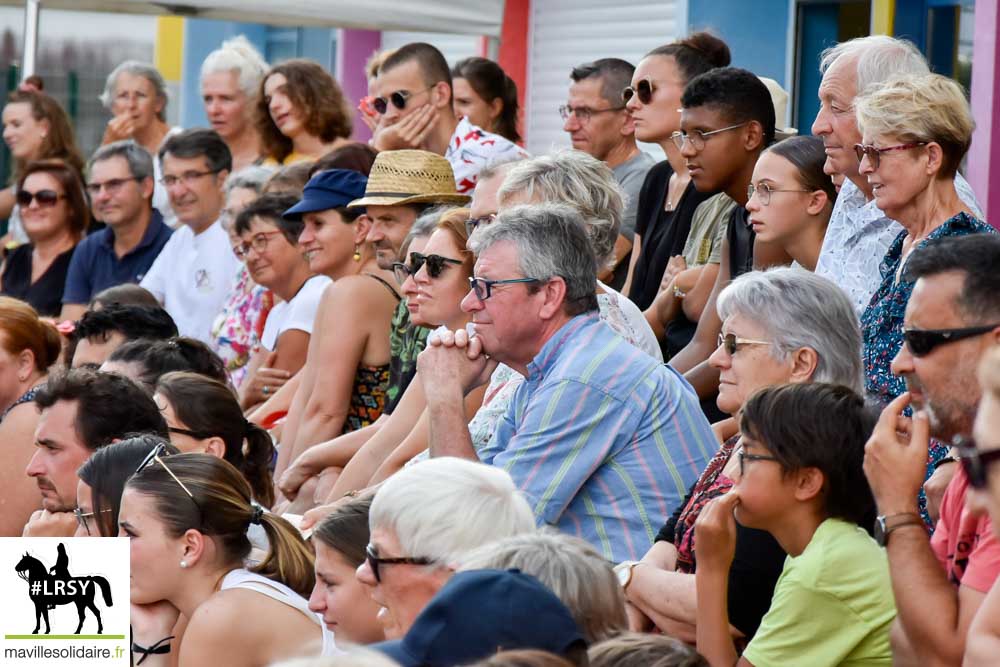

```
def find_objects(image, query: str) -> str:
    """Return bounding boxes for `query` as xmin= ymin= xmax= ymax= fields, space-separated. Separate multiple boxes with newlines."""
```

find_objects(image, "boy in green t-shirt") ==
xmin=695 ymin=383 xmax=896 ymax=666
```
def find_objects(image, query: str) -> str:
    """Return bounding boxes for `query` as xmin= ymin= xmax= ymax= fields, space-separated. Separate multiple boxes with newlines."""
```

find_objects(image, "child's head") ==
xmin=735 ymin=383 xmax=877 ymax=531
xmin=679 ymin=67 xmax=775 ymax=194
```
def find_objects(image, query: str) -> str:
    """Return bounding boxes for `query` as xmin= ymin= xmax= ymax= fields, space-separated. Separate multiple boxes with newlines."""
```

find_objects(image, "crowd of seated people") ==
xmin=1 ymin=29 xmax=999 ymax=667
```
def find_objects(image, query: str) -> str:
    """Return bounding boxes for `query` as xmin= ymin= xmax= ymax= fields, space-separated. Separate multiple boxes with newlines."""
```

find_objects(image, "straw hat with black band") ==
xmin=349 ymin=149 xmax=471 ymax=208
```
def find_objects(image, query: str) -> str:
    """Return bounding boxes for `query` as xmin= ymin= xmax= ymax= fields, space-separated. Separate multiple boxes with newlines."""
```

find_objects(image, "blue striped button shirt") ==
xmin=479 ymin=313 xmax=717 ymax=562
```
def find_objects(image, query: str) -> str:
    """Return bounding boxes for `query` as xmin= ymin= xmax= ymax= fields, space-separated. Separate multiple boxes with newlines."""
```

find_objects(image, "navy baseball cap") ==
xmin=372 ymin=569 xmax=586 ymax=667
xmin=283 ymin=168 xmax=368 ymax=220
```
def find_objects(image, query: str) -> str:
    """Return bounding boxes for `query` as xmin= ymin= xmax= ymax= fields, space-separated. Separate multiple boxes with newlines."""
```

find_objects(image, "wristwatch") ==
xmin=874 ymin=513 xmax=924 ymax=547
xmin=614 ymin=561 xmax=641 ymax=591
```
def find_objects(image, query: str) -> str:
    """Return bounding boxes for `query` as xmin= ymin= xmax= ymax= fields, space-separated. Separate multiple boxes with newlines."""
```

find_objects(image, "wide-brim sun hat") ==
xmin=348 ymin=149 xmax=471 ymax=208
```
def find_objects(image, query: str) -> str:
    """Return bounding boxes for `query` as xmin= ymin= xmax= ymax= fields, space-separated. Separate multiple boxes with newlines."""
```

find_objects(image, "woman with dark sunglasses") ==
xmin=621 ymin=32 xmax=729 ymax=316
xmin=0 ymin=158 xmax=89 ymax=315
xmin=277 ymin=207 xmax=480 ymax=509
xmin=122 ymin=452 xmax=333 ymax=665
xmin=255 ymin=59 xmax=353 ymax=165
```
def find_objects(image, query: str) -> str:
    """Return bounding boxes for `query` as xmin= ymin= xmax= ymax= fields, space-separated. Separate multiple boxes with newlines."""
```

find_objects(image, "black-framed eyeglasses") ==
xmin=955 ymin=436 xmax=1000 ymax=490
xmin=392 ymin=251 xmax=464 ymax=284
xmin=16 ymin=189 xmax=65 ymax=208
xmin=747 ymin=182 xmax=812 ymax=206
xmin=558 ymin=104 xmax=625 ymax=123
xmin=717 ymin=332 xmax=771 ymax=356
xmin=671 ymin=123 xmax=748 ymax=151
xmin=168 ymin=426 xmax=211 ymax=440
xmin=902 ymin=324 xmax=1000 ymax=357
xmin=160 ymin=169 xmax=221 ymax=188
xmin=622 ymin=78 xmax=655 ymax=105
xmin=365 ymin=544 xmax=433 ymax=583
xmin=234 ymin=230 xmax=285 ymax=261
xmin=468 ymin=276 xmax=540 ymax=301
xmin=135 ymin=444 xmax=203 ymax=521
xmin=86 ymin=176 xmax=142 ymax=197
xmin=372 ymin=86 xmax=434 ymax=115
xmin=852 ymin=142 xmax=927 ymax=171
xmin=74 ymin=507 xmax=112 ymax=537
xmin=465 ymin=213 xmax=496 ymax=237
xmin=738 ymin=450 xmax=781 ymax=477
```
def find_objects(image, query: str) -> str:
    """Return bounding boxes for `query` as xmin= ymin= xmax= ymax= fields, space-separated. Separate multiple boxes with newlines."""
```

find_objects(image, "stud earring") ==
xmin=352 ymin=244 xmax=361 ymax=262
xmin=179 ymin=560 xmax=188 ymax=569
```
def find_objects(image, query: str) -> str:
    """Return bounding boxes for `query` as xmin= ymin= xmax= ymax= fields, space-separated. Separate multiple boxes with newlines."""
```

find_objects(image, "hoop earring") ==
xmin=353 ymin=244 xmax=361 ymax=262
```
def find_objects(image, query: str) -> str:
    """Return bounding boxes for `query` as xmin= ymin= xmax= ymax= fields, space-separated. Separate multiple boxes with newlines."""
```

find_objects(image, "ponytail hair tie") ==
xmin=249 ymin=504 xmax=264 ymax=525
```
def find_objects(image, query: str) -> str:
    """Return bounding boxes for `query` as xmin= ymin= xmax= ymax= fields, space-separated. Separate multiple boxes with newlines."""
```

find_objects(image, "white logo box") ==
xmin=0 ymin=537 xmax=129 ymax=666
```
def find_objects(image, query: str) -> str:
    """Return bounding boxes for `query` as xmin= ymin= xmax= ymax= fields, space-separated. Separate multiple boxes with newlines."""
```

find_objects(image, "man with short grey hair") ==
xmin=418 ymin=203 xmax=714 ymax=563
xmin=60 ymin=141 xmax=172 ymax=320
xmin=356 ymin=456 xmax=535 ymax=638
xmin=812 ymin=35 xmax=982 ymax=314
xmin=564 ymin=59 xmax=654 ymax=288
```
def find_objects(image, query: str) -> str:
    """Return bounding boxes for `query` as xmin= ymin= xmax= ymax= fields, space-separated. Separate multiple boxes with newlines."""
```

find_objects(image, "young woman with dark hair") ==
xmin=154 ymin=371 xmax=276 ymax=507
xmin=451 ymin=57 xmax=521 ymax=143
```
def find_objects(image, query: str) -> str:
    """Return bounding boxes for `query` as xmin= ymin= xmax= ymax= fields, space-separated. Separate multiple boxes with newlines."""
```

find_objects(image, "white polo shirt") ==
xmin=140 ymin=218 xmax=240 ymax=344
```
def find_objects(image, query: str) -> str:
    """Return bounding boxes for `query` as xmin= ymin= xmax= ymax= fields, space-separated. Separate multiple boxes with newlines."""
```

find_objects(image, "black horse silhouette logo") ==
xmin=14 ymin=543 xmax=113 ymax=635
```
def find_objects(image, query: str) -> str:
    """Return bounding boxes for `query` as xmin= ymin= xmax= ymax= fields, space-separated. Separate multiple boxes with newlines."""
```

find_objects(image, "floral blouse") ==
xmin=861 ymin=211 xmax=995 ymax=523
xmin=211 ymin=265 xmax=274 ymax=388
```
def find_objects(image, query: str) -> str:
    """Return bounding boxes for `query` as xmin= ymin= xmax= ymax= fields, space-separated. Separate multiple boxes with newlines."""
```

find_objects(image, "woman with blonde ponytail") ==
xmin=122 ymin=452 xmax=335 ymax=665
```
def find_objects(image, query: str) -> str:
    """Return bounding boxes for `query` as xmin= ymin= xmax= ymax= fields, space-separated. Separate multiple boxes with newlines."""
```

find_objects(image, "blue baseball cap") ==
xmin=283 ymin=169 xmax=368 ymax=220
xmin=372 ymin=569 xmax=586 ymax=667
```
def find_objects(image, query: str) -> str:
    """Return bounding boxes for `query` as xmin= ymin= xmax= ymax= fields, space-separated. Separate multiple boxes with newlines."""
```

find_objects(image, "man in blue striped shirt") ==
xmin=419 ymin=203 xmax=716 ymax=562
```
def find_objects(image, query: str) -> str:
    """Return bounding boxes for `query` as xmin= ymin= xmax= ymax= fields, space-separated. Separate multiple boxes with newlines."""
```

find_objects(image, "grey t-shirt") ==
xmin=612 ymin=150 xmax=657 ymax=241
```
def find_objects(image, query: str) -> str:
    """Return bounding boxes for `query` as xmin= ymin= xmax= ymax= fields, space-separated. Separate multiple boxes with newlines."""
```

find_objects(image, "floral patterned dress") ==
xmin=211 ymin=265 xmax=274 ymax=388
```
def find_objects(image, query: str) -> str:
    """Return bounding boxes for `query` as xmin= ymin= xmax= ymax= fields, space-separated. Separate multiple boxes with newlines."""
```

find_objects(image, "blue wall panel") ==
xmin=688 ymin=0 xmax=790 ymax=87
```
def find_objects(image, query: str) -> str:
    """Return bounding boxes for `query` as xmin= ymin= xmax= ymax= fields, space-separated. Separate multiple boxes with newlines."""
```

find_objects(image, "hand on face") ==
xmin=22 ymin=508 xmax=78 ymax=537
xmin=693 ymin=490 xmax=741 ymax=573
xmin=863 ymin=392 xmax=930 ymax=515
xmin=372 ymin=104 xmax=438 ymax=152
xmin=104 ymin=113 xmax=137 ymax=143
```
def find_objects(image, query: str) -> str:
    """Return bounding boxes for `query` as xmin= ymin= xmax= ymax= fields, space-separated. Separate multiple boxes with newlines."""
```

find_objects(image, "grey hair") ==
xmin=716 ymin=267 xmax=863 ymax=391
xmin=497 ymin=149 xmax=623 ymax=269
xmin=100 ymin=61 xmax=169 ymax=121
xmin=469 ymin=203 xmax=599 ymax=316
xmin=459 ymin=530 xmax=627 ymax=643
xmin=370 ymin=457 xmax=536 ymax=565
xmin=223 ymin=165 xmax=274 ymax=197
xmin=87 ymin=140 xmax=154 ymax=182
xmin=477 ymin=154 xmax=528 ymax=183
xmin=819 ymin=35 xmax=928 ymax=96
xmin=200 ymin=35 xmax=269 ymax=98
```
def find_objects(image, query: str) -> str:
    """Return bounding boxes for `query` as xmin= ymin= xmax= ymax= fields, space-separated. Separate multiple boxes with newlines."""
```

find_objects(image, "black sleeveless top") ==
xmin=1 ymin=244 xmax=76 ymax=316
xmin=628 ymin=161 xmax=714 ymax=310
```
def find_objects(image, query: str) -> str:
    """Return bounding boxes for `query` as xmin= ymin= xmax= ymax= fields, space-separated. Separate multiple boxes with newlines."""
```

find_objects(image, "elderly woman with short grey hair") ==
xmin=622 ymin=267 xmax=862 ymax=644
xmin=211 ymin=164 xmax=275 ymax=387
xmin=356 ymin=457 xmax=535 ymax=639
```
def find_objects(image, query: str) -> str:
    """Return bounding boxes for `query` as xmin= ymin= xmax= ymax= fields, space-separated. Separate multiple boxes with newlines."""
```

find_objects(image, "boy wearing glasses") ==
xmin=696 ymin=383 xmax=894 ymax=666
xmin=370 ymin=43 xmax=525 ymax=194
xmin=864 ymin=234 xmax=1000 ymax=665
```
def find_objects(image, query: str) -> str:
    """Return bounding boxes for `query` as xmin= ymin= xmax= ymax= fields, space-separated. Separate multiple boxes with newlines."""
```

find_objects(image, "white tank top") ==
xmin=219 ymin=568 xmax=340 ymax=656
